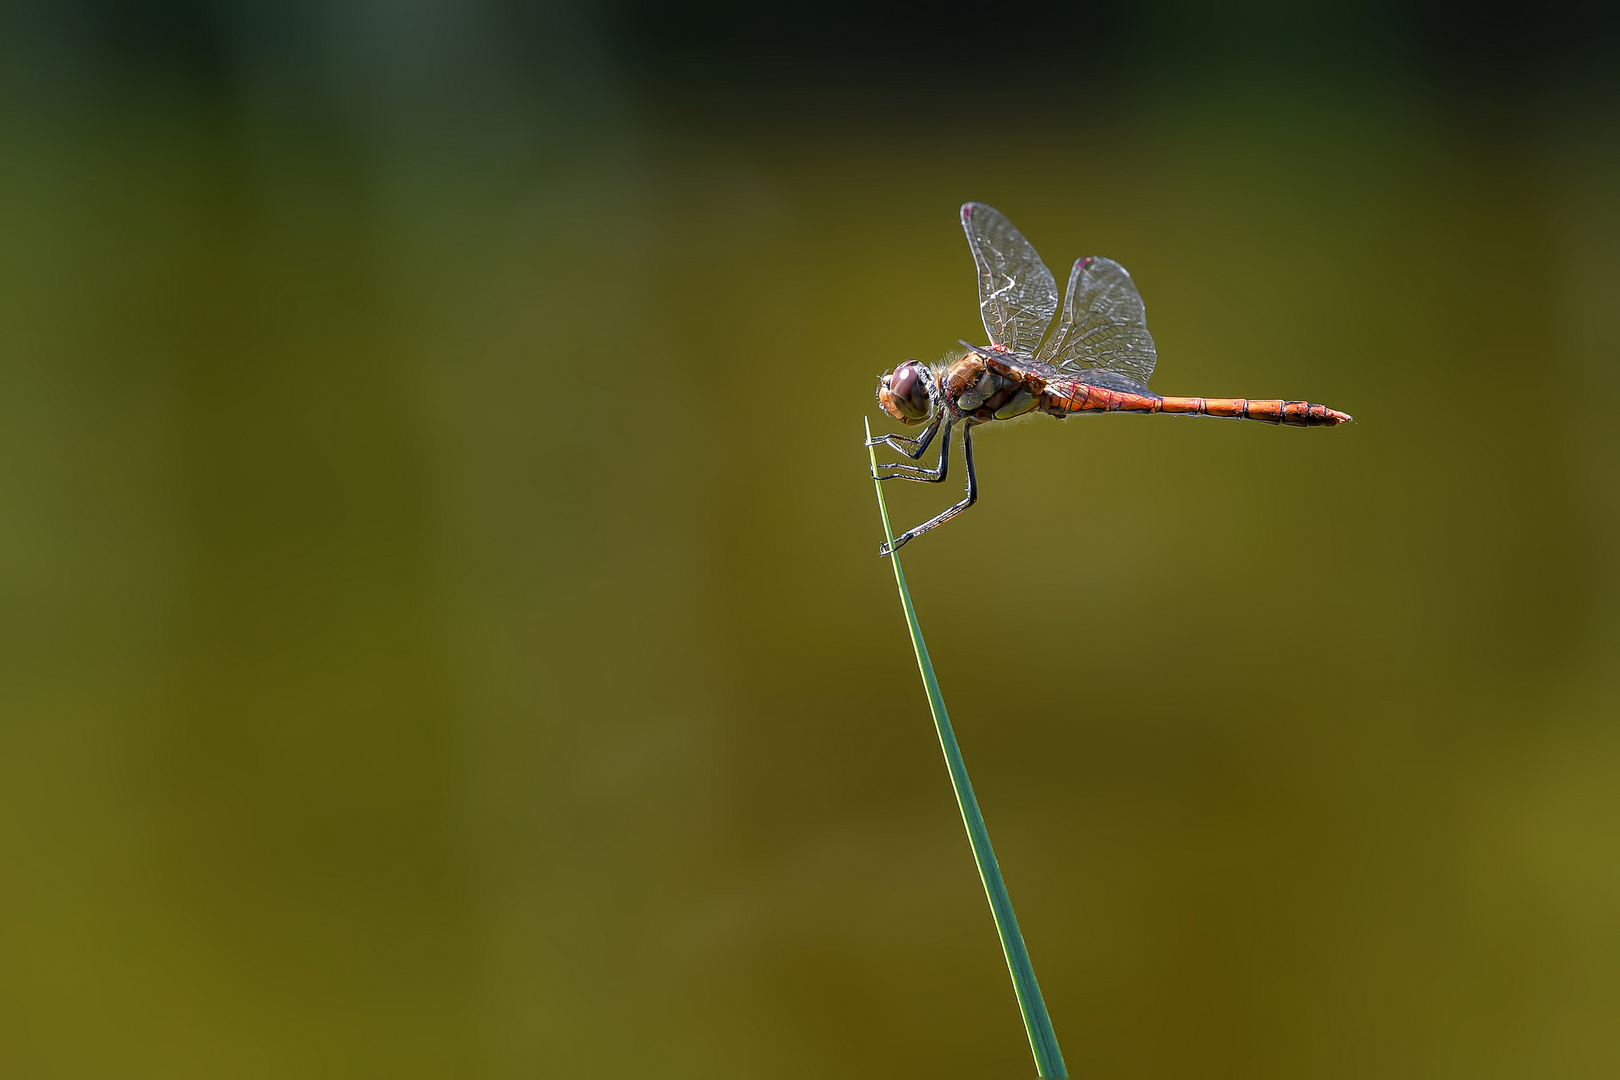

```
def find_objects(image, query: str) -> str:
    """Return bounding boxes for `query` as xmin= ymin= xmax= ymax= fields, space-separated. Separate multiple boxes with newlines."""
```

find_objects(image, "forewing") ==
xmin=960 ymin=202 xmax=1058 ymax=357
xmin=1037 ymin=256 xmax=1158 ymax=386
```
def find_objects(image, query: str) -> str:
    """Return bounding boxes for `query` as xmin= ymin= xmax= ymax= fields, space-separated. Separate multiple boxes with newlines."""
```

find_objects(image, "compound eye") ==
xmin=891 ymin=363 xmax=919 ymax=401
xmin=890 ymin=362 xmax=930 ymax=419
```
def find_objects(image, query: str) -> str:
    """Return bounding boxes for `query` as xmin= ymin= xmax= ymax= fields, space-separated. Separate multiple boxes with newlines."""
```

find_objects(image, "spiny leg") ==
xmin=880 ymin=426 xmax=978 ymax=557
xmin=865 ymin=413 xmax=942 ymax=460
xmin=874 ymin=421 xmax=952 ymax=483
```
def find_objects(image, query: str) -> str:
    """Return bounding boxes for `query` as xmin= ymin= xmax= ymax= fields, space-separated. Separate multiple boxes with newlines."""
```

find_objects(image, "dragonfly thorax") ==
xmin=944 ymin=355 xmax=1042 ymax=421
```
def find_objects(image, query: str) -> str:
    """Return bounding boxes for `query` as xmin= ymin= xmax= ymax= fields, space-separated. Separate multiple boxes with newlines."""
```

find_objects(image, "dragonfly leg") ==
xmin=873 ymin=421 xmax=952 ymax=483
xmin=865 ymin=413 xmax=942 ymax=460
xmin=880 ymin=427 xmax=977 ymax=556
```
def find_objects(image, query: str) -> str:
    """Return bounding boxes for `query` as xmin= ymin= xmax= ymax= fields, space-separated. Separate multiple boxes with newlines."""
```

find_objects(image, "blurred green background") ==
xmin=2 ymin=1 xmax=1618 ymax=1076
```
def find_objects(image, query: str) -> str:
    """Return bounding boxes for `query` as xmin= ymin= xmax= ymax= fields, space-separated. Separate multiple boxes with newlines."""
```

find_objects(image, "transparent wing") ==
xmin=961 ymin=202 xmax=1058 ymax=357
xmin=1037 ymin=256 xmax=1158 ymax=386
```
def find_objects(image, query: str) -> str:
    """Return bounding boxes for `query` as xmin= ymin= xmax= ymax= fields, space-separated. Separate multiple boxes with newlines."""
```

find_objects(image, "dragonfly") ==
xmin=869 ymin=202 xmax=1353 ymax=556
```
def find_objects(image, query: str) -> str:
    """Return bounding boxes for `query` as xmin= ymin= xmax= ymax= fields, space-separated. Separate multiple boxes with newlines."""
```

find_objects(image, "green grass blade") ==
xmin=865 ymin=418 xmax=1068 ymax=1078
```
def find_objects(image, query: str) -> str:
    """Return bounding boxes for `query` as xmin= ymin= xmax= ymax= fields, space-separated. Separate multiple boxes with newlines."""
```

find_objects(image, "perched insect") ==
xmin=870 ymin=202 xmax=1353 ymax=555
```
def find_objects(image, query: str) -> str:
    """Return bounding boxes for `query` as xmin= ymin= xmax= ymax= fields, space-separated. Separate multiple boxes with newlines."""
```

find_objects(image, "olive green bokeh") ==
xmin=2 ymin=5 xmax=1619 ymax=1078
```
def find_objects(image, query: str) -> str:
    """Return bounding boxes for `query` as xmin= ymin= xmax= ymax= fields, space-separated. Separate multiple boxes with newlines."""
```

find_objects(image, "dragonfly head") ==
xmin=877 ymin=360 xmax=935 ymax=425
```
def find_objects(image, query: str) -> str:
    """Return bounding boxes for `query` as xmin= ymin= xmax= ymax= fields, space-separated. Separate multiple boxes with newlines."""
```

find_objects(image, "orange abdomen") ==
xmin=1042 ymin=381 xmax=1352 ymax=427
